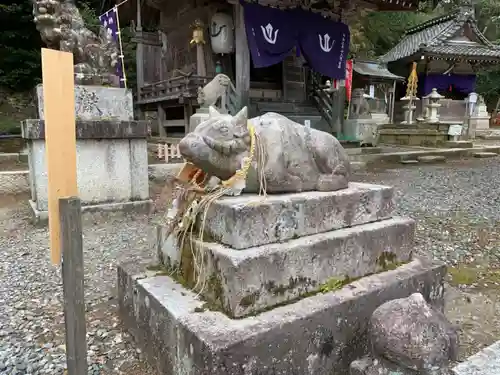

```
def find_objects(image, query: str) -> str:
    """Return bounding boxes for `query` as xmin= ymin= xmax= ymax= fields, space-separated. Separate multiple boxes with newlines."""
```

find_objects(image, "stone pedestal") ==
xmin=189 ymin=107 xmax=210 ymax=132
xmin=472 ymin=98 xmax=491 ymax=136
xmin=24 ymin=85 xmax=151 ymax=222
xmin=118 ymin=182 xmax=446 ymax=374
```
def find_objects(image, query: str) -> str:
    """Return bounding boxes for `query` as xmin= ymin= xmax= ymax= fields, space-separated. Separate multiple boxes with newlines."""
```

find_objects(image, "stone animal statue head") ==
xmin=178 ymin=106 xmax=251 ymax=180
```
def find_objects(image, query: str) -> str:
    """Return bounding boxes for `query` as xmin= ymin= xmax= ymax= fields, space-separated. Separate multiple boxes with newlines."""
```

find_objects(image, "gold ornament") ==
xmin=190 ymin=19 xmax=206 ymax=45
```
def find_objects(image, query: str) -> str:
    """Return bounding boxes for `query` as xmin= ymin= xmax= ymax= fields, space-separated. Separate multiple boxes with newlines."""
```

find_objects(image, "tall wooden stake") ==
xmin=41 ymin=48 xmax=78 ymax=265
xmin=60 ymin=197 xmax=87 ymax=375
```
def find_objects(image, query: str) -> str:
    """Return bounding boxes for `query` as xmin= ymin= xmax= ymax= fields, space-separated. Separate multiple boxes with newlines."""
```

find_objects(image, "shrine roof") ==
xmin=379 ymin=6 xmax=500 ymax=63
xmin=353 ymin=61 xmax=405 ymax=80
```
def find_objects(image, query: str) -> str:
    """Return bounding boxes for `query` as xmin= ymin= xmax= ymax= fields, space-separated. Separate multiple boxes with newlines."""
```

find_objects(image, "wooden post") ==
xmin=135 ymin=0 xmax=145 ymax=92
xmin=390 ymin=80 xmax=397 ymax=123
xmin=41 ymin=48 xmax=78 ymax=265
xmin=60 ymin=197 xmax=87 ymax=375
xmin=157 ymin=104 xmax=167 ymax=137
xmin=234 ymin=2 xmax=250 ymax=108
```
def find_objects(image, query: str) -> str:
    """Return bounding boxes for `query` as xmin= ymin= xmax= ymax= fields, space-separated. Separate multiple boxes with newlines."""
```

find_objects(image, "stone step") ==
xmin=417 ymin=155 xmax=446 ymax=163
xmin=199 ymin=182 xmax=395 ymax=249
xmin=118 ymin=258 xmax=446 ymax=375
xmin=453 ymin=340 xmax=500 ymax=375
xmin=158 ymin=216 xmax=415 ymax=318
xmin=473 ymin=152 xmax=498 ymax=158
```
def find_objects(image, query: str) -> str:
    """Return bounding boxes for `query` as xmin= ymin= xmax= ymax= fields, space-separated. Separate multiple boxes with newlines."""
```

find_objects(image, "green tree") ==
xmin=0 ymin=2 xmax=42 ymax=90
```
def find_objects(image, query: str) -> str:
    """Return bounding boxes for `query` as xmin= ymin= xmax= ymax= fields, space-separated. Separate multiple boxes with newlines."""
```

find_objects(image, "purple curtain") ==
xmin=243 ymin=2 xmax=299 ymax=68
xmin=242 ymin=2 xmax=350 ymax=77
xmin=298 ymin=11 xmax=350 ymax=80
xmin=420 ymin=74 xmax=476 ymax=96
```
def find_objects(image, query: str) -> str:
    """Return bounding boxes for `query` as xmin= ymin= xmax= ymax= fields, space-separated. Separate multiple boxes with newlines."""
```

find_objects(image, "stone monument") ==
xmin=189 ymin=74 xmax=233 ymax=132
xmin=24 ymin=0 xmax=152 ymax=222
xmin=118 ymin=107 xmax=451 ymax=374
xmin=400 ymin=96 xmax=419 ymax=124
xmin=344 ymin=88 xmax=387 ymax=146
xmin=471 ymin=95 xmax=491 ymax=136
xmin=32 ymin=0 xmax=120 ymax=85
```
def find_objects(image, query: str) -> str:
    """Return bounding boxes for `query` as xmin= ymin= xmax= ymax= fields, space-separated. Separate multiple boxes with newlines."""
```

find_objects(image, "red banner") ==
xmin=345 ymin=59 xmax=353 ymax=102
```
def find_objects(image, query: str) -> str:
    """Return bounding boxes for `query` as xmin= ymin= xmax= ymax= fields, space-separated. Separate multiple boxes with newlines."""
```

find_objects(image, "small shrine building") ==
xmin=379 ymin=5 xmax=500 ymax=122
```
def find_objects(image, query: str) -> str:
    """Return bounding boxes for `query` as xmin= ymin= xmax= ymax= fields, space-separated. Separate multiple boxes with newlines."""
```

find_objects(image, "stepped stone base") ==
xmin=158 ymin=217 xmax=415 ymax=318
xmin=195 ymin=182 xmax=394 ymax=249
xmin=118 ymin=258 xmax=446 ymax=375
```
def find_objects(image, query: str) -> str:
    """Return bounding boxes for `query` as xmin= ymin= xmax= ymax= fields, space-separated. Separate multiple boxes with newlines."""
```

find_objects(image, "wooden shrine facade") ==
xmin=124 ymin=0 xmax=439 ymax=135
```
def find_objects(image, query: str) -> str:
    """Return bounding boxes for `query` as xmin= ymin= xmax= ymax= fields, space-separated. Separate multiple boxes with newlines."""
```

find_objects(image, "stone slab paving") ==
xmin=453 ymin=340 xmax=500 ymax=375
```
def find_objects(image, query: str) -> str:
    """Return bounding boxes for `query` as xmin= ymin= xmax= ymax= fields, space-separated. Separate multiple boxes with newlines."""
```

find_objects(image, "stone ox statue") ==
xmin=178 ymin=106 xmax=351 ymax=193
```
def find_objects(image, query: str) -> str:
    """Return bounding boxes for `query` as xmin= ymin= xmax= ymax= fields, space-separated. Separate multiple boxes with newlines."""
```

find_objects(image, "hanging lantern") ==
xmin=210 ymin=12 xmax=235 ymax=54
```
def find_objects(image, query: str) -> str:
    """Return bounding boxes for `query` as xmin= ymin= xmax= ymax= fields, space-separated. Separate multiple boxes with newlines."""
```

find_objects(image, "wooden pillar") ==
xmin=390 ymin=80 xmax=397 ymax=123
xmin=197 ymin=45 xmax=207 ymax=76
xmin=184 ymin=102 xmax=193 ymax=135
xmin=157 ymin=104 xmax=166 ymax=137
xmin=135 ymin=0 xmax=144 ymax=91
xmin=234 ymin=2 xmax=250 ymax=108
xmin=134 ymin=0 xmax=145 ymax=121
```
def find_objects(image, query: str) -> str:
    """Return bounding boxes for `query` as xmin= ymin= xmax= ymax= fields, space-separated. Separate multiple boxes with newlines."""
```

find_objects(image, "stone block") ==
xmin=118 ymin=258 xmax=446 ymax=375
xmin=22 ymin=119 xmax=150 ymax=216
xmin=197 ymin=182 xmax=394 ymax=249
xmin=400 ymin=160 xmax=419 ymax=165
xmin=36 ymin=84 xmax=133 ymax=121
xmin=158 ymin=217 xmax=415 ymax=318
xmin=453 ymin=340 xmax=500 ymax=375
xmin=445 ymin=141 xmax=473 ymax=149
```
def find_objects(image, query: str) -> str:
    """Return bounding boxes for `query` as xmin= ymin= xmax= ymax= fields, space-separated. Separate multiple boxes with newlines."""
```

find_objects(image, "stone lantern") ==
xmin=426 ymin=88 xmax=444 ymax=123
xmin=400 ymin=96 xmax=419 ymax=124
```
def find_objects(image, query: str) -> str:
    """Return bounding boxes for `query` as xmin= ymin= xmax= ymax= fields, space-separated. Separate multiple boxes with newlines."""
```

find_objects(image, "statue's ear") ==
xmin=208 ymin=106 xmax=220 ymax=118
xmin=231 ymin=106 xmax=248 ymax=127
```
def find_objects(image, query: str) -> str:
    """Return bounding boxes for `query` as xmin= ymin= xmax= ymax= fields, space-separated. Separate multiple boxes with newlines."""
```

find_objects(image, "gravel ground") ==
xmin=355 ymin=157 xmax=500 ymax=359
xmin=1 ymin=157 xmax=500 ymax=374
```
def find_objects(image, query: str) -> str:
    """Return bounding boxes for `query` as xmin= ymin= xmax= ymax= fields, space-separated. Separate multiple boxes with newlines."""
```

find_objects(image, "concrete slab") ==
xmin=453 ymin=340 xmax=500 ymax=375
xmin=158 ymin=217 xmax=416 ymax=318
xmin=196 ymin=182 xmax=394 ymax=249
xmin=118 ymin=258 xmax=446 ymax=375
xmin=473 ymin=152 xmax=498 ymax=158
xmin=400 ymin=160 xmax=419 ymax=165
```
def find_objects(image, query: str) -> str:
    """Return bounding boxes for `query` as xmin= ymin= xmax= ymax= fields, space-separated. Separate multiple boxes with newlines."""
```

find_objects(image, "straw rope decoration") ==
xmin=163 ymin=121 xmax=267 ymax=295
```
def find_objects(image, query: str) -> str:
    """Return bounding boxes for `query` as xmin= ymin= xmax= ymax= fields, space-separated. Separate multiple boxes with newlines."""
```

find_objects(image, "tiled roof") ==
xmin=379 ymin=7 xmax=500 ymax=63
xmin=424 ymin=44 xmax=500 ymax=58
xmin=353 ymin=61 xmax=405 ymax=80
